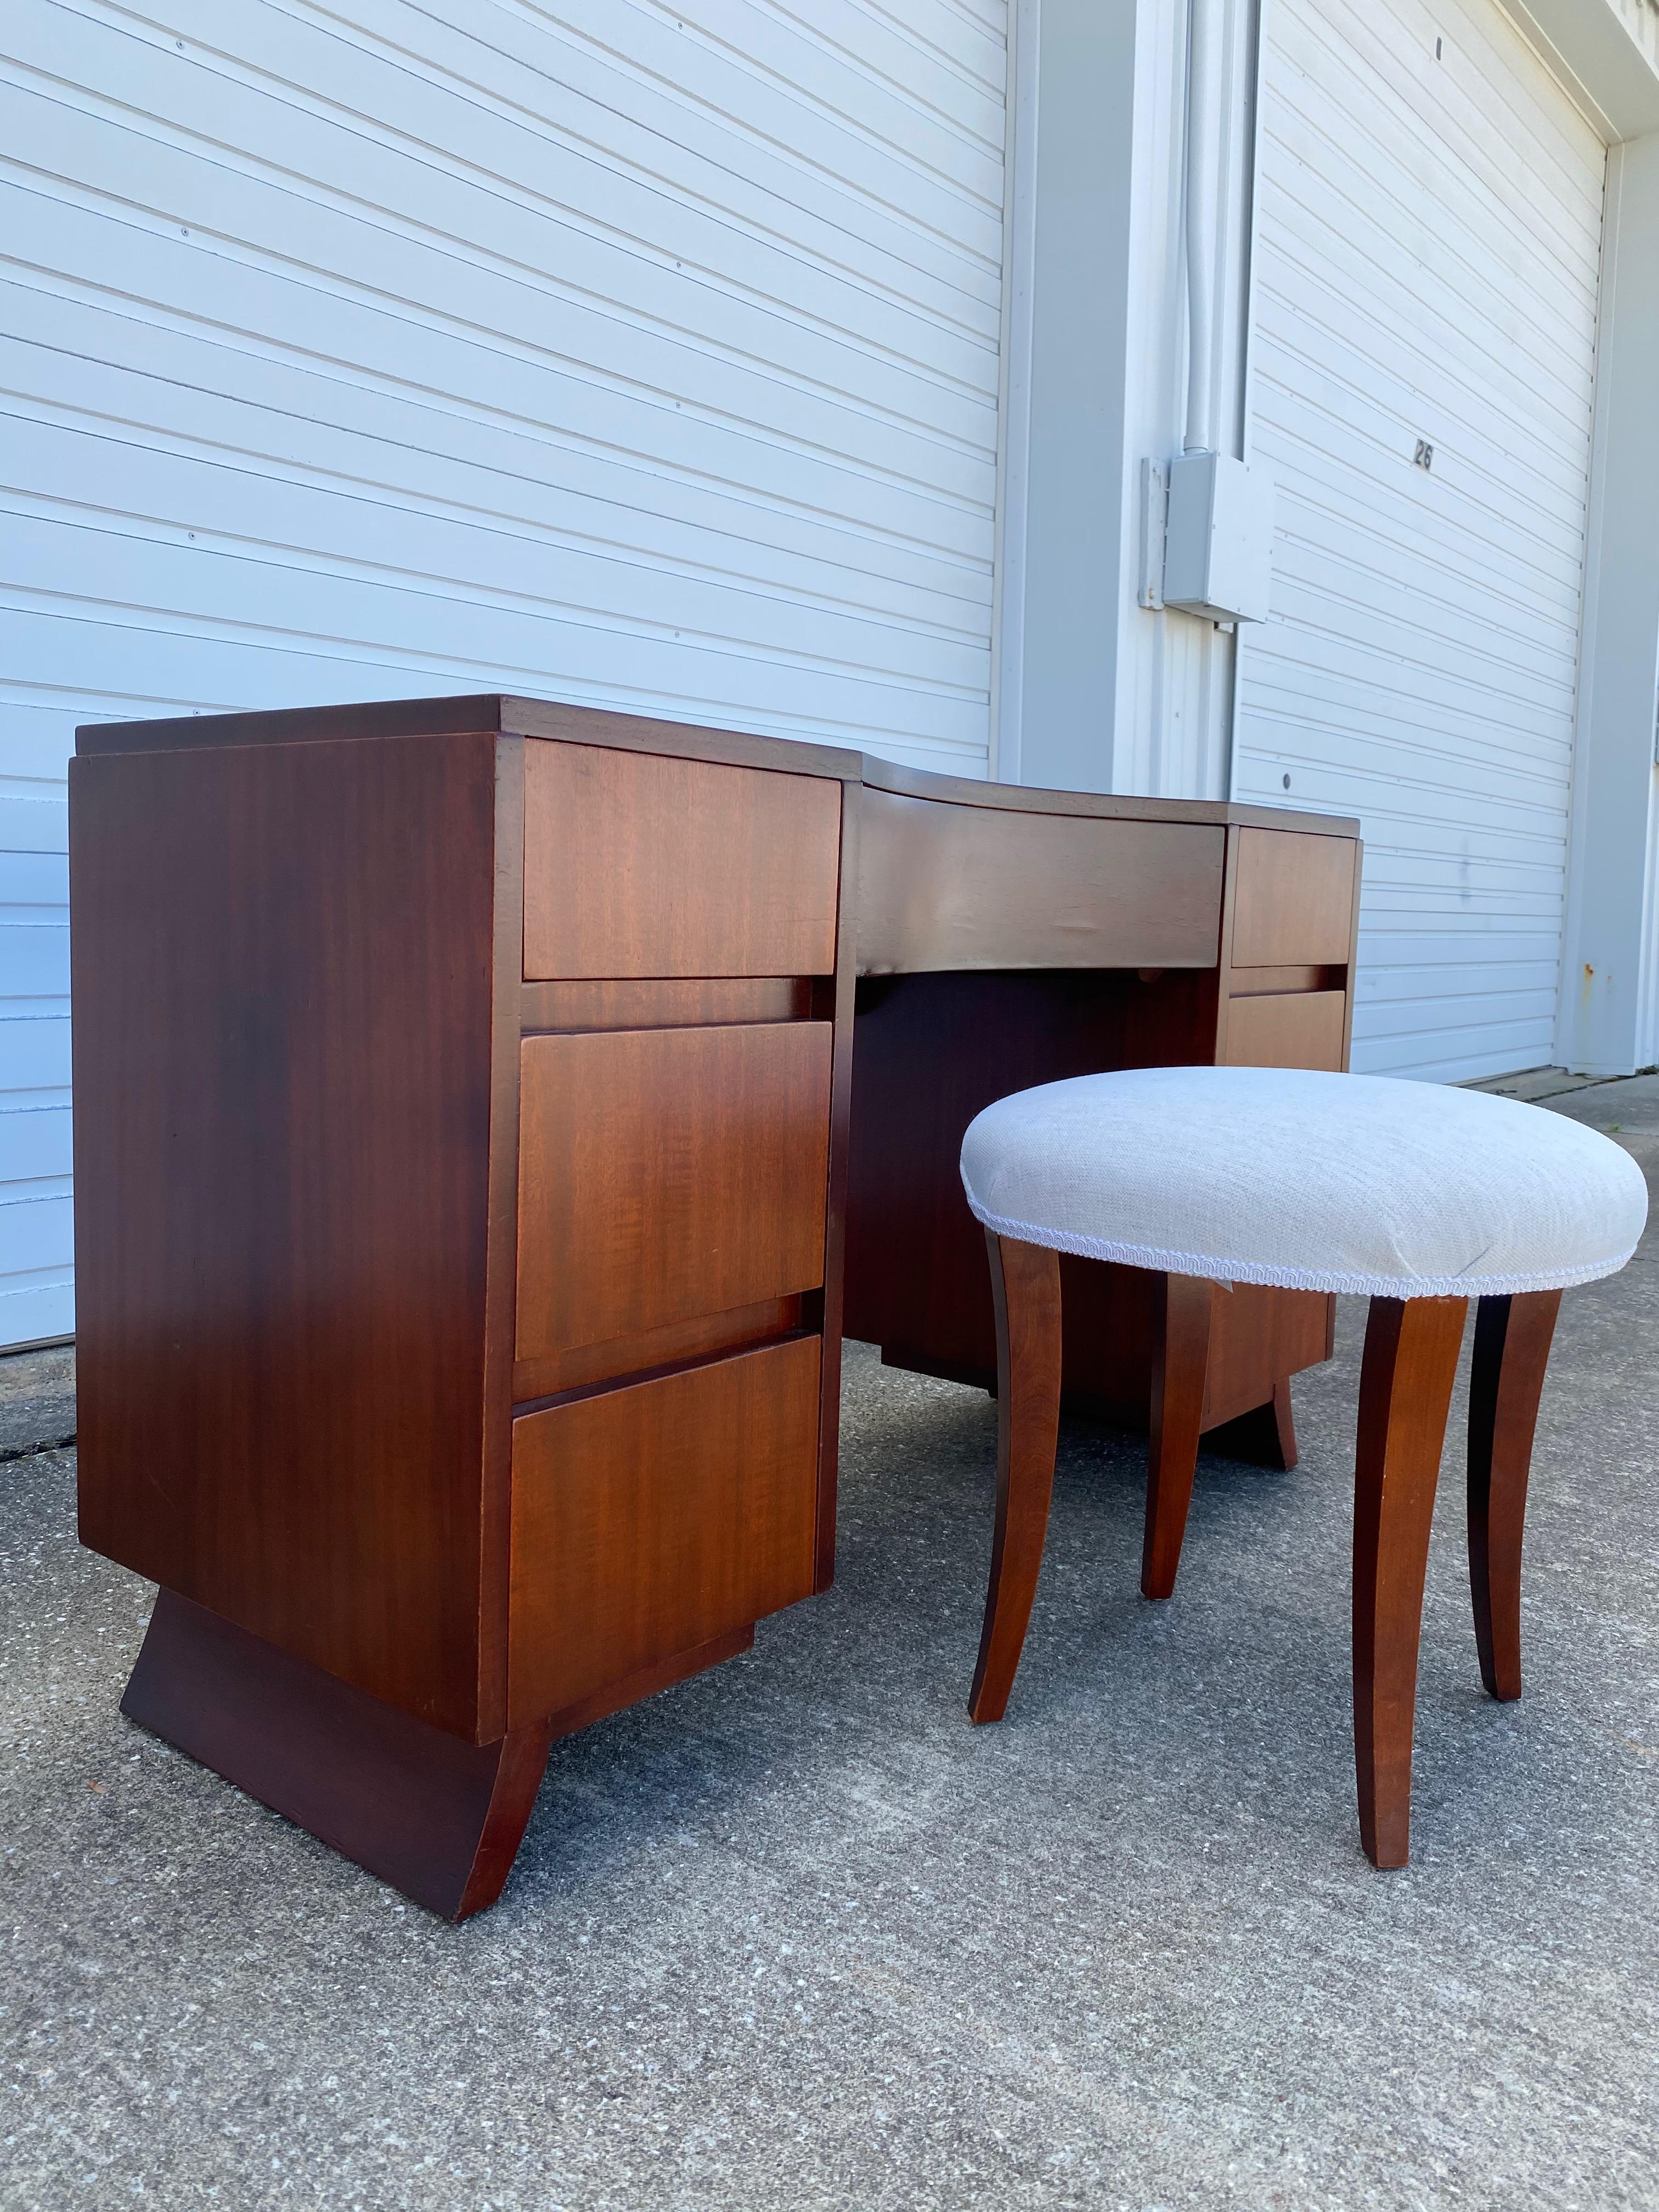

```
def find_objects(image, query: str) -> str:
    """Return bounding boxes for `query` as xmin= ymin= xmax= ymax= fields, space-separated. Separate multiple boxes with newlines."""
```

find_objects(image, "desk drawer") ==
xmin=523 ymin=741 xmax=842 ymax=979
xmin=1225 ymin=989 xmax=1347 ymax=1071
xmin=856 ymin=789 xmax=1225 ymax=972
xmin=507 ymin=1335 xmax=821 ymax=1725
xmin=1231 ymin=828 xmax=1357 ymax=968
xmin=516 ymin=1023 xmax=833 ymax=1368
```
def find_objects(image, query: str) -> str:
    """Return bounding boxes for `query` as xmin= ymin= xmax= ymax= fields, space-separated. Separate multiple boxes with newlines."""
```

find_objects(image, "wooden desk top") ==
xmin=76 ymin=690 xmax=1359 ymax=840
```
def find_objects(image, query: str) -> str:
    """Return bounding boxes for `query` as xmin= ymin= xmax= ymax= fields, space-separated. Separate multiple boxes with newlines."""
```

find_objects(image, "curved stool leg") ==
xmin=1352 ymin=1295 xmax=1469 ymax=1868
xmin=1467 ymin=1289 xmax=1561 ymax=1702
xmin=1141 ymin=1273 xmax=1215 ymax=1599
xmin=969 ymin=1231 xmax=1063 ymax=1724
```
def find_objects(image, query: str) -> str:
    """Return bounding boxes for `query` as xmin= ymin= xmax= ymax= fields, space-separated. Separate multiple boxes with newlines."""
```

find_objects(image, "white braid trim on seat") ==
xmin=958 ymin=1182 xmax=1641 ymax=1302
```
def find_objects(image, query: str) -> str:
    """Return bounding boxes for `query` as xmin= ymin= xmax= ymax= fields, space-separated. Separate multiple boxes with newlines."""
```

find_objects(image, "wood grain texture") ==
xmin=845 ymin=968 xmax=1213 ymax=1387
xmin=845 ymin=969 xmax=1326 ymax=1424
xmin=522 ymin=740 xmax=840 ymax=979
xmin=1341 ymin=831 xmax=1365 ymax=1068
xmin=1141 ymin=1274 xmax=1215 ymax=1601
xmin=855 ymin=788 xmax=1226 ymax=974
xmin=74 ymin=692 xmax=1362 ymax=847
xmin=1224 ymin=990 xmax=1348 ymax=1071
xmin=71 ymin=691 xmax=1366 ymax=1905
xmin=508 ymin=1336 xmax=821 ymax=1726
xmin=515 ymin=1023 xmax=832 ymax=1364
xmin=969 ymin=1234 xmax=1063 ymax=1725
xmin=857 ymin=749 xmax=1359 ymax=836
xmin=1231 ymin=830 xmax=1358 ymax=969
xmin=1353 ymin=1295 xmax=1469 ymax=1869
xmin=541 ymin=1624 xmax=754 ymax=1746
xmin=1210 ymin=822 xmax=1343 ymax=1402
xmin=76 ymin=695 xmax=509 ymax=758
xmin=122 ymin=1589 xmax=552 ymax=1920
xmin=1204 ymin=1377 xmax=1298 ymax=1470
xmin=1467 ymin=1290 xmax=1561 ymax=1702
xmin=1226 ymin=966 xmax=1344 ymax=996
xmin=521 ymin=978 xmax=810 ymax=1031
xmin=514 ymin=1297 xmax=802 ymax=1406
xmin=814 ymin=784 xmax=860 ymax=1592
xmin=72 ymin=731 xmax=500 ymax=1737
xmin=505 ymin=696 xmax=861 ymax=786
xmin=1199 ymin=1284 xmax=1329 ymax=1432
xmin=478 ymin=735 xmax=526 ymax=1742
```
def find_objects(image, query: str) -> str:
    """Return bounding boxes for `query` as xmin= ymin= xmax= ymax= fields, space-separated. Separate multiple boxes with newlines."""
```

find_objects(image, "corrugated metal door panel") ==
xmin=0 ymin=1018 xmax=71 ymax=1093
xmin=0 ymin=1106 xmax=71 ymax=1182
xmin=0 ymin=0 xmax=1007 ymax=1345
xmin=1257 ymin=359 xmax=1589 ymax=627
xmin=1237 ymin=0 xmax=1605 ymax=1082
xmin=0 ymin=732 xmax=72 ymax=1345
xmin=1 ymin=0 xmax=1006 ymax=748
xmin=2 ymin=87 xmax=996 ymax=495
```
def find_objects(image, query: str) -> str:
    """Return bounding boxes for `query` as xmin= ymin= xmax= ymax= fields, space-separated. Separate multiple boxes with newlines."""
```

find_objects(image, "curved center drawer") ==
xmin=515 ymin=1022 xmax=833 ymax=1366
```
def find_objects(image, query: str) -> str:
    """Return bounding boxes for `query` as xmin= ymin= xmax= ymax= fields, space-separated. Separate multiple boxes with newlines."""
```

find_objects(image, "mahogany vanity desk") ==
xmin=70 ymin=695 xmax=1361 ymax=1917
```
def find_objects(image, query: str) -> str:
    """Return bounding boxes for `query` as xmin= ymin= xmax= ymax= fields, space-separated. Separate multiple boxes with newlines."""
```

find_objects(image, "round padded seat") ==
xmin=960 ymin=1064 xmax=1647 ymax=1300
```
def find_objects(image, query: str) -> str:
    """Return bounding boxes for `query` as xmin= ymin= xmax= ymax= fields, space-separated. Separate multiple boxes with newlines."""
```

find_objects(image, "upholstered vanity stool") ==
xmin=957 ymin=1065 xmax=1647 ymax=1866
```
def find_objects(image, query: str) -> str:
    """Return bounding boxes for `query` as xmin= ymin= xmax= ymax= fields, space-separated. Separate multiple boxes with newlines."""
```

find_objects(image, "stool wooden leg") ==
xmin=969 ymin=1232 xmax=1063 ymax=1724
xmin=1467 ymin=1289 xmax=1561 ymax=1702
xmin=1352 ymin=1295 xmax=1468 ymax=1868
xmin=1141 ymin=1273 xmax=1215 ymax=1600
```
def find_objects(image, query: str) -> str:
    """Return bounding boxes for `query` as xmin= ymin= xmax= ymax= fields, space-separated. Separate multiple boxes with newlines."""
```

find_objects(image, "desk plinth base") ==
xmin=122 ymin=1590 xmax=752 ymax=1918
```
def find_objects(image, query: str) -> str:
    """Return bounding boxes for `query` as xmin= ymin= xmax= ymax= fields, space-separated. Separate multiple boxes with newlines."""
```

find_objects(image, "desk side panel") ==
xmin=71 ymin=731 xmax=500 ymax=1737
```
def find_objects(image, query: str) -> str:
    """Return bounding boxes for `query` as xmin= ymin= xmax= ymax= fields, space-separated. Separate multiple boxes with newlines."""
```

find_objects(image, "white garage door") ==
xmin=1236 ymin=0 xmax=1605 ymax=1081
xmin=0 ymin=0 xmax=1008 ymax=1346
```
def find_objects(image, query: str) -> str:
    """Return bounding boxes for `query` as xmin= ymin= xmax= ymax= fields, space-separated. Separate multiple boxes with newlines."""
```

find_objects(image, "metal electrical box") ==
xmin=1163 ymin=452 xmax=1275 ymax=624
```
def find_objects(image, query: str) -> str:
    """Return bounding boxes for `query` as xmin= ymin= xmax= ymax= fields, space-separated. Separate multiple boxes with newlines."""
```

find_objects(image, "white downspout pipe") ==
xmin=1183 ymin=0 xmax=1220 ymax=455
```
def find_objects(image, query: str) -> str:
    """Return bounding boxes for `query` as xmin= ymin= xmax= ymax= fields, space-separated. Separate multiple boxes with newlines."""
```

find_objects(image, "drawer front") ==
xmin=523 ymin=741 xmax=842 ymax=979
xmin=509 ymin=1335 xmax=821 ymax=1725
xmin=1225 ymin=989 xmax=1347 ymax=1071
xmin=516 ymin=1023 xmax=833 ymax=1364
xmin=1231 ymin=828 xmax=1358 ymax=969
xmin=857 ymin=789 xmax=1226 ymax=973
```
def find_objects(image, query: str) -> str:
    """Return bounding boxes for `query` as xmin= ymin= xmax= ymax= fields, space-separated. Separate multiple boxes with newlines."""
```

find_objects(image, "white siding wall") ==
xmin=0 ymin=0 xmax=1008 ymax=1344
xmin=0 ymin=742 xmax=70 ymax=1347
xmin=1237 ymin=0 xmax=1605 ymax=1081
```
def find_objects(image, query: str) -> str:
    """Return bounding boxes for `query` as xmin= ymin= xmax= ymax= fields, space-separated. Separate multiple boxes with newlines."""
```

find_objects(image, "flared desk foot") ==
xmin=122 ymin=1590 xmax=553 ymax=1920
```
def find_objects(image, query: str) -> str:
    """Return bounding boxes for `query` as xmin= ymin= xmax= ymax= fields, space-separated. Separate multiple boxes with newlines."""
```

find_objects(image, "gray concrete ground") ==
xmin=3 ymin=1077 xmax=1656 ymax=2210
xmin=0 ymin=1344 xmax=74 ymax=1462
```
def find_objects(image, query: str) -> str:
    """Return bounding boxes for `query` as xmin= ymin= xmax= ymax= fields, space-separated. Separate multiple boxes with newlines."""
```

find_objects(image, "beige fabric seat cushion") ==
xmin=959 ymin=1065 xmax=1647 ymax=1299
